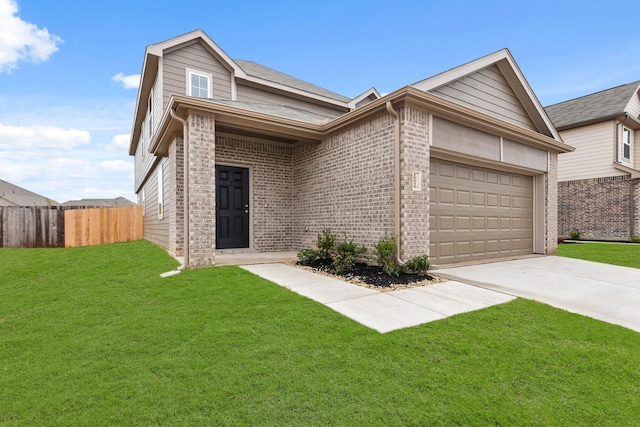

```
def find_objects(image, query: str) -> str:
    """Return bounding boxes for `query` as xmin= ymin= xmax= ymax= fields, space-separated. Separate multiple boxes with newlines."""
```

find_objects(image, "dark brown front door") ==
xmin=216 ymin=165 xmax=249 ymax=249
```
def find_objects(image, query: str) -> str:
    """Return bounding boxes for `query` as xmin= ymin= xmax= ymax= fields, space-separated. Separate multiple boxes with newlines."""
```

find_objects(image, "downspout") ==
xmin=170 ymin=109 xmax=189 ymax=270
xmin=385 ymin=101 xmax=405 ymax=266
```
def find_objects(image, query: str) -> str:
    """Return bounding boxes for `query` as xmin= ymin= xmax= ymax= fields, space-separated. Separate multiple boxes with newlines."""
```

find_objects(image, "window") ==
xmin=623 ymin=127 xmax=631 ymax=161
xmin=140 ymin=188 xmax=146 ymax=216
xmin=147 ymin=88 xmax=153 ymax=137
xmin=157 ymin=164 xmax=164 ymax=219
xmin=187 ymin=69 xmax=212 ymax=98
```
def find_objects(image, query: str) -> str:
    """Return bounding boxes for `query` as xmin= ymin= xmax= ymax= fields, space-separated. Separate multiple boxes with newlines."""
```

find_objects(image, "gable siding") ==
xmin=236 ymin=84 xmax=346 ymax=119
xmin=431 ymin=65 xmax=537 ymax=131
xmin=163 ymin=41 xmax=233 ymax=106
xmin=557 ymin=121 xmax=624 ymax=181
xmin=625 ymin=91 xmax=640 ymax=119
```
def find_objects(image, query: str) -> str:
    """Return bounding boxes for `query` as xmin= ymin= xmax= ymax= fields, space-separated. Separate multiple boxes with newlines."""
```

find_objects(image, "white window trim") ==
xmin=186 ymin=68 xmax=212 ymax=98
xmin=622 ymin=126 xmax=632 ymax=162
xmin=157 ymin=164 xmax=164 ymax=219
xmin=140 ymin=188 xmax=146 ymax=217
xmin=147 ymin=88 xmax=153 ymax=137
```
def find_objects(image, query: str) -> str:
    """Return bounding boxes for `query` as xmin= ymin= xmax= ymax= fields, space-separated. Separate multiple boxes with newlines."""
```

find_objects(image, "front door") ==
xmin=216 ymin=165 xmax=249 ymax=249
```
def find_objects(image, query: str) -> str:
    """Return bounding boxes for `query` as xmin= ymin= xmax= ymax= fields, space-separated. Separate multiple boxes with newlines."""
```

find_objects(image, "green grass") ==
xmin=558 ymin=241 xmax=640 ymax=268
xmin=2 ymin=241 xmax=640 ymax=425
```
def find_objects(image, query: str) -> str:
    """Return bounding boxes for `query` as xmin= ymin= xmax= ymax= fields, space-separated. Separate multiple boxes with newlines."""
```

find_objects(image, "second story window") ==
xmin=187 ymin=69 xmax=212 ymax=98
xmin=622 ymin=127 xmax=631 ymax=161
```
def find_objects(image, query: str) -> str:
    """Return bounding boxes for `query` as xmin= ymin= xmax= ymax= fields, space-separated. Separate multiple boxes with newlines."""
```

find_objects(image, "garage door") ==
xmin=429 ymin=159 xmax=533 ymax=264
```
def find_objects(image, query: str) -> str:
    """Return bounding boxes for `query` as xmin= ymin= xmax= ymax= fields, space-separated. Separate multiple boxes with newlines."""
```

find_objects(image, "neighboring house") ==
xmin=129 ymin=30 xmax=572 ymax=268
xmin=61 ymin=197 xmax=136 ymax=208
xmin=0 ymin=179 xmax=58 ymax=206
xmin=546 ymin=81 xmax=640 ymax=241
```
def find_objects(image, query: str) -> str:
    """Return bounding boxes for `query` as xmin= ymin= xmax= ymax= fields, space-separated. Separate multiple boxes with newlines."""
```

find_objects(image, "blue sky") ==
xmin=1 ymin=0 xmax=639 ymax=203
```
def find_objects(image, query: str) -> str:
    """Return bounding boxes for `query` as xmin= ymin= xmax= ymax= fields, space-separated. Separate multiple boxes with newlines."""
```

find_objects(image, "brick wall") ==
xmin=216 ymin=134 xmax=294 ymax=252
xmin=293 ymin=111 xmax=396 ymax=252
xmin=292 ymin=104 xmax=430 ymax=258
xmin=558 ymin=175 xmax=634 ymax=241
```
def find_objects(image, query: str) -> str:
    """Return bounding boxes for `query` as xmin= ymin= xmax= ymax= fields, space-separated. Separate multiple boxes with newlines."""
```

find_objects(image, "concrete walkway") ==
xmin=240 ymin=263 xmax=514 ymax=333
xmin=436 ymin=256 xmax=640 ymax=333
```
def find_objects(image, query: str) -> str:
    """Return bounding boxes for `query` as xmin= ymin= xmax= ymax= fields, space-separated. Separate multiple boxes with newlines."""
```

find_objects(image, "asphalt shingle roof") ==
xmin=206 ymin=99 xmax=336 ymax=124
xmin=545 ymin=80 xmax=640 ymax=129
xmin=234 ymin=59 xmax=351 ymax=104
xmin=0 ymin=179 xmax=58 ymax=206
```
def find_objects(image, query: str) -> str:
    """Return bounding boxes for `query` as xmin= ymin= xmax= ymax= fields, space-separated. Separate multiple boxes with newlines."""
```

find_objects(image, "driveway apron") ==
xmin=435 ymin=256 xmax=640 ymax=333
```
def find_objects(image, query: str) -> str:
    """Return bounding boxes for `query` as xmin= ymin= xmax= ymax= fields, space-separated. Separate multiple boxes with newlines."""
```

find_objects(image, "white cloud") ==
xmin=0 ymin=123 xmax=90 ymax=149
xmin=112 ymin=72 xmax=141 ymax=89
xmin=108 ymin=133 xmax=131 ymax=152
xmin=98 ymin=159 xmax=133 ymax=173
xmin=0 ymin=0 xmax=62 ymax=73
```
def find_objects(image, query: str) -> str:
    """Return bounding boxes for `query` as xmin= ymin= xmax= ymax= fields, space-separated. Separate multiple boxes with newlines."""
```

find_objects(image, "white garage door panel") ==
xmin=430 ymin=159 xmax=533 ymax=264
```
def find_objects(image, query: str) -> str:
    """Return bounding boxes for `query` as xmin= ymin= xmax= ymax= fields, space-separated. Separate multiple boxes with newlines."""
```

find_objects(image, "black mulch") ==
xmin=297 ymin=261 xmax=436 ymax=288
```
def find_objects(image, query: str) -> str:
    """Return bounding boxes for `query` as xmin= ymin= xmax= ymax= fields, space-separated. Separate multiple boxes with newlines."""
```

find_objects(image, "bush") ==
xmin=632 ymin=235 xmax=640 ymax=243
xmin=403 ymin=254 xmax=431 ymax=276
xmin=297 ymin=248 xmax=322 ymax=266
xmin=374 ymin=235 xmax=400 ymax=276
xmin=333 ymin=239 xmax=366 ymax=275
xmin=316 ymin=229 xmax=336 ymax=261
xmin=569 ymin=229 xmax=581 ymax=240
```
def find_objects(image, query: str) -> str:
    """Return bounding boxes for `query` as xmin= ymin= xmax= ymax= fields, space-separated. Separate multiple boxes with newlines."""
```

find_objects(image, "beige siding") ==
xmin=432 ymin=65 xmax=537 ymax=131
xmin=134 ymin=76 xmax=162 ymax=191
xmin=163 ymin=41 xmax=232 ymax=106
xmin=141 ymin=158 xmax=170 ymax=248
xmin=626 ymin=91 xmax=640 ymax=119
xmin=236 ymin=84 xmax=346 ymax=119
xmin=557 ymin=121 xmax=624 ymax=181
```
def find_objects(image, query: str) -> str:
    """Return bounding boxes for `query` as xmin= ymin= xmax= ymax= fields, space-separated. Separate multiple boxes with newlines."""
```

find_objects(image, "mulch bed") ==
xmin=292 ymin=261 xmax=447 ymax=292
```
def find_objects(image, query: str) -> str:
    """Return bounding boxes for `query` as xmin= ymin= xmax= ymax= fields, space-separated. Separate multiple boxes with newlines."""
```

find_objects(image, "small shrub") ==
xmin=297 ymin=248 xmax=322 ymax=266
xmin=403 ymin=254 xmax=431 ymax=276
xmin=631 ymin=235 xmax=640 ymax=243
xmin=316 ymin=229 xmax=336 ymax=261
xmin=333 ymin=239 xmax=366 ymax=275
xmin=374 ymin=235 xmax=400 ymax=276
xmin=569 ymin=229 xmax=581 ymax=240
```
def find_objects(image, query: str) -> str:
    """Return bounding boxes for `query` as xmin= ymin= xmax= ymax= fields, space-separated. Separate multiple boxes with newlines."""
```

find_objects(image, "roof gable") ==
xmin=545 ymin=80 xmax=640 ymax=130
xmin=412 ymin=49 xmax=560 ymax=141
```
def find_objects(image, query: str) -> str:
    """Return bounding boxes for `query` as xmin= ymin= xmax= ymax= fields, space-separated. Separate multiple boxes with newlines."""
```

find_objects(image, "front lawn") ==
xmin=2 ymin=241 xmax=640 ymax=425
xmin=558 ymin=241 xmax=640 ymax=268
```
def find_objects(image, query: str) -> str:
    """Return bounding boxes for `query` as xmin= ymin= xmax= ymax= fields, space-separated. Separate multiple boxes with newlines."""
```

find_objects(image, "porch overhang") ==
xmin=150 ymin=95 xmax=326 ymax=157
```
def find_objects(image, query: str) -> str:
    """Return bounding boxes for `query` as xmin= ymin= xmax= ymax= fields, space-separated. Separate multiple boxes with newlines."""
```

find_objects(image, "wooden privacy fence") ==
xmin=0 ymin=206 xmax=65 ymax=248
xmin=64 ymin=206 xmax=143 ymax=248
xmin=0 ymin=206 xmax=142 ymax=248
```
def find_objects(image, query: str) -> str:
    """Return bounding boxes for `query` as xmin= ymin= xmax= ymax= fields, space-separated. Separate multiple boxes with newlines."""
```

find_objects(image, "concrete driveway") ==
xmin=436 ymin=256 xmax=640 ymax=333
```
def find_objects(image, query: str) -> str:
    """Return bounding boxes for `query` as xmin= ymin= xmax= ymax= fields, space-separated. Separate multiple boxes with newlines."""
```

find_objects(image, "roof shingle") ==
xmin=545 ymin=80 xmax=640 ymax=129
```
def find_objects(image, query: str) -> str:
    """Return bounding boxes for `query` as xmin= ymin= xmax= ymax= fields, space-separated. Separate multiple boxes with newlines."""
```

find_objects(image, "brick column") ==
xmin=546 ymin=153 xmax=558 ymax=255
xmin=169 ymin=136 xmax=184 ymax=256
xmin=399 ymin=105 xmax=430 ymax=259
xmin=187 ymin=112 xmax=216 ymax=267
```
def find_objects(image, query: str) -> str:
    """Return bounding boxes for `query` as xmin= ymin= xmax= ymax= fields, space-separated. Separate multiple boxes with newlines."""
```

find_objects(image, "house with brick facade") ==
xmin=129 ymin=30 xmax=572 ymax=268
xmin=546 ymin=81 xmax=640 ymax=241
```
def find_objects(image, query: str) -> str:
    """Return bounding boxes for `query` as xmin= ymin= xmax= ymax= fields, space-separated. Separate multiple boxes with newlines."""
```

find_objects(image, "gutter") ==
xmin=169 ymin=108 xmax=189 ymax=270
xmin=385 ymin=101 xmax=406 ymax=266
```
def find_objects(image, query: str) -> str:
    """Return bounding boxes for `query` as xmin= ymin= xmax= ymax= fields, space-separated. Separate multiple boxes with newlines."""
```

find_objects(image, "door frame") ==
xmin=215 ymin=162 xmax=253 ymax=250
